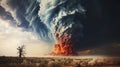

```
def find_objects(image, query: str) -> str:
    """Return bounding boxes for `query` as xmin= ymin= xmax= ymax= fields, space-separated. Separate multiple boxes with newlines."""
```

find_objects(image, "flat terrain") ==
xmin=0 ymin=56 xmax=120 ymax=67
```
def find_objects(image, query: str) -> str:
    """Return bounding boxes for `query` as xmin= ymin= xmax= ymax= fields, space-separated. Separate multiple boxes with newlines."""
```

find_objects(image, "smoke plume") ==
xmin=38 ymin=0 xmax=86 ymax=55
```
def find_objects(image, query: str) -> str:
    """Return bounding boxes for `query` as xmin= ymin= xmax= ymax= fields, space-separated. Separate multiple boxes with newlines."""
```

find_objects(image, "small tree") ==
xmin=17 ymin=45 xmax=25 ymax=58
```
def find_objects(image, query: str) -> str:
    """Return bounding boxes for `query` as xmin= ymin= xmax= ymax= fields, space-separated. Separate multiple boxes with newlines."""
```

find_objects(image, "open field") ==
xmin=0 ymin=56 xmax=120 ymax=67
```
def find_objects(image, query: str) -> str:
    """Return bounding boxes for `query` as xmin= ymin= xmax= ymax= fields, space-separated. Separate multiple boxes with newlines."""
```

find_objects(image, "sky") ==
xmin=0 ymin=0 xmax=120 ymax=57
xmin=0 ymin=19 xmax=53 ymax=57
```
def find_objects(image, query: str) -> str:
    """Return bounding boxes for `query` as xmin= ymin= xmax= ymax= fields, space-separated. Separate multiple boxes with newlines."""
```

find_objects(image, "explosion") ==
xmin=50 ymin=33 xmax=75 ymax=55
xmin=38 ymin=0 xmax=86 ymax=55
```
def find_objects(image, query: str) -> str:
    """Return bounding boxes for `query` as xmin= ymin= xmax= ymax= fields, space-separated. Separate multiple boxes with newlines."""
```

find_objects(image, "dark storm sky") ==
xmin=0 ymin=0 xmax=120 ymax=56
xmin=78 ymin=0 xmax=120 ymax=56
xmin=82 ymin=0 xmax=120 ymax=47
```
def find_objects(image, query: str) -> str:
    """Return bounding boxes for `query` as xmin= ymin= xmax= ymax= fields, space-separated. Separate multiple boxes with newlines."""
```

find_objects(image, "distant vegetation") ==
xmin=17 ymin=45 xmax=25 ymax=58
xmin=0 ymin=56 xmax=120 ymax=67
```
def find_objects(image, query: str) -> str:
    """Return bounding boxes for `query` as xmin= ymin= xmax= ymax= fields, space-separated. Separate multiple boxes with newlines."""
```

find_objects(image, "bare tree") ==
xmin=17 ymin=45 xmax=25 ymax=58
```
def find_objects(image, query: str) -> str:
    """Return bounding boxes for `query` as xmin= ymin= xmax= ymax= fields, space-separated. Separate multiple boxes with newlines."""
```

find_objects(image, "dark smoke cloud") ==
xmin=0 ymin=0 xmax=54 ymax=42
xmin=0 ymin=6 xmax=11 ymax=20
xmin=0 ymin=6 xmax=16 ymax=25
xmin=38 ymin=0 xmax=86 ymax=55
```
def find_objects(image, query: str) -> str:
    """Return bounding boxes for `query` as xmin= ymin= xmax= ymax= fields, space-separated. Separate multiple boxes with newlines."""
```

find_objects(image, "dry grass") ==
xmin=0 ymin=56 xmax=120 ymax=67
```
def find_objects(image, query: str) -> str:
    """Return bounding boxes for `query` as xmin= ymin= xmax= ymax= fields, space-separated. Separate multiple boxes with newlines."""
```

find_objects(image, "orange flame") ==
xmin=50 ymin=33 xmax=75 ymax=55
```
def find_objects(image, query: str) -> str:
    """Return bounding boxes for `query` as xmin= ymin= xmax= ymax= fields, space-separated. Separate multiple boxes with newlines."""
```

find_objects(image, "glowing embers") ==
xmin=51 ymin=44 xmax=73 ymax=55
xmin=50 ymin=33 xmax=75 ymax=56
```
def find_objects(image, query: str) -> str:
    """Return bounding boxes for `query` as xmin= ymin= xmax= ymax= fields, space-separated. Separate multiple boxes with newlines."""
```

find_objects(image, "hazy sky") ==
xmin=0 ymin=19 xmax=53 ymax=57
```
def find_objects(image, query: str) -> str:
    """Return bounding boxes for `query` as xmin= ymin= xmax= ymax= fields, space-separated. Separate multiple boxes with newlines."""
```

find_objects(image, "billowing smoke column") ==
xmin=38 ymin=0 xmax=86 ymax=55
